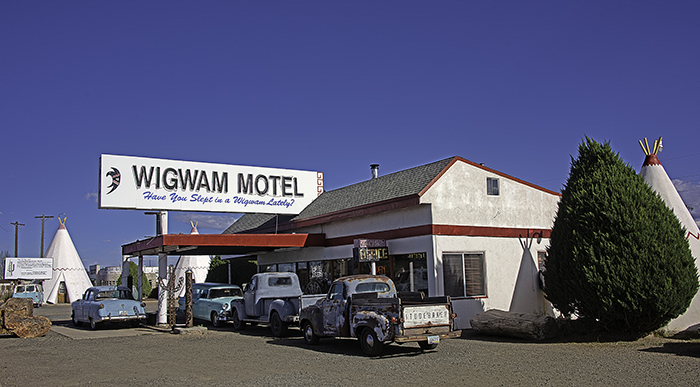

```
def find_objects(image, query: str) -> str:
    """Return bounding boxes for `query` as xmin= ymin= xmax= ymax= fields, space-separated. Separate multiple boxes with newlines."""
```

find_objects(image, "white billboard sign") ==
xmin=4 ymin=258 xmax=53 ymax=280
xmin=99 ymin=154 xmax=324 ymax=214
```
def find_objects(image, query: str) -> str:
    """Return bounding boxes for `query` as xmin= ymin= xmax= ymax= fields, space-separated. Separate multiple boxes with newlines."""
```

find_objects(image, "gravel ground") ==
xmin=1 ymin=303 xmax=699 ymax=387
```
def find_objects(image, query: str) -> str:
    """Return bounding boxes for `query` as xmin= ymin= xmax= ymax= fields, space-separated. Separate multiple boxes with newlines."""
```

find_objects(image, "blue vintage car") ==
xmin=71 ymin=286 xmax=147 ymax=330
xmin=177 ymin=283 xmax=243 ymax=327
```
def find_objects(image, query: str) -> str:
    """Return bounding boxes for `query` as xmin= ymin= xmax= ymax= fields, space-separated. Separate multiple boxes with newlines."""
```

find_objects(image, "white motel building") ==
xmin=220 ymin=156 xmax=561 ymax=330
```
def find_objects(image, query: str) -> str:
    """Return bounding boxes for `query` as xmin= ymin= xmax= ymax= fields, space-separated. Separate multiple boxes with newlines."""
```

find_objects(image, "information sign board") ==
xmin=4 ymin=258 xmax=53 ymax=280
xmin=353 ymin=239 xmax=389 ymax=262
xmin=99 ymin=154 xmax=324 ymax=214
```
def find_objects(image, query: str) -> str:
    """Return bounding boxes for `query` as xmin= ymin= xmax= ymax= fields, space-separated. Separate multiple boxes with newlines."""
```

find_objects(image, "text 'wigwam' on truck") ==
xmin=300 ymin=275 xmax=461 ymax=356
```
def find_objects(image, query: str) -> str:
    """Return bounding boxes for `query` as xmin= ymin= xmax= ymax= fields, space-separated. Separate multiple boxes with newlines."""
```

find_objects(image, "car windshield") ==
xmin=96 ymin=289 xmax=134 ymax=300
xmin=355 ymin=282 xmax=391 ymax=294
xmin=208 ymin=288 xmax=242 ymax=299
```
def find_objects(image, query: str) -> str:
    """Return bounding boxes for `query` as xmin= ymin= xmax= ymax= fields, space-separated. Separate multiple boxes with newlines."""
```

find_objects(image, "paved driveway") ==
xmin=34 ymin=299 xmax=167 ymax=339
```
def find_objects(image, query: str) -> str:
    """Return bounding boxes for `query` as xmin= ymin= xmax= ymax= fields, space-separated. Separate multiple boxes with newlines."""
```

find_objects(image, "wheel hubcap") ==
xmin=365 ymin=333 xmax=374 ymax=347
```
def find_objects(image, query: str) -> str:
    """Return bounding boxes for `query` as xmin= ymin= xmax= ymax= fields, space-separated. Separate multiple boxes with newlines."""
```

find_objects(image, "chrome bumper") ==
xmin=394 ymin=330 xmax=462 ymax=343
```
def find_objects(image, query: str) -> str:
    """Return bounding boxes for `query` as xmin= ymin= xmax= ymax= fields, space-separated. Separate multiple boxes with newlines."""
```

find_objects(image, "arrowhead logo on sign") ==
xmin=106 ymin=167 xmax=121 ymax=194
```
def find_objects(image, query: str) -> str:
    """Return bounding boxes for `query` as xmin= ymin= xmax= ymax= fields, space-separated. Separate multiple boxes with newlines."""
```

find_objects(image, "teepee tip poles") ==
xmin=639 ymin=136 xmax=663 ymax=156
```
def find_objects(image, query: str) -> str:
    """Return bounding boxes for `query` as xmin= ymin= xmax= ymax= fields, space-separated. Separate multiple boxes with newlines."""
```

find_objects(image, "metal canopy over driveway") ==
xmin=122 ymin=233 xmax=326 ymax=257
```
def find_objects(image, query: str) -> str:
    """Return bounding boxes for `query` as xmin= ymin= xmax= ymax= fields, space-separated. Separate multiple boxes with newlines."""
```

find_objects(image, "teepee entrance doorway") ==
xmin=57 ymin=282 xmax=67 ymax=303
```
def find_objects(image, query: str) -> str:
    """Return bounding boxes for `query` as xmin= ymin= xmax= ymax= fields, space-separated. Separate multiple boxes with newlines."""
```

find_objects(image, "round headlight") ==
xmin=223 ymin=303 xmax=230 ymax=311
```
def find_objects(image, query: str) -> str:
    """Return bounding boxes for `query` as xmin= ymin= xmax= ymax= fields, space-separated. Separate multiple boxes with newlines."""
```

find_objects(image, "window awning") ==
xmin=121 ymin=233 xmax=326 ymax=257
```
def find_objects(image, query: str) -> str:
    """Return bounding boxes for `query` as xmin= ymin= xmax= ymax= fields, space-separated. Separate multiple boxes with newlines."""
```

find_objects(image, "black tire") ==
xmin=418 ymin=341 xmax=438 ymax=350
xmin=89 ymin=318 xmax=98 ymax=330
xmin=359 ymin=328 xmax=383 ymax=356
xmin=71 ymin=313 xmax=82 ymax=327
xmin=270 ymin=311 xmax=288 ymax=337
xmin=211 ymin=311 xmax=220 ymax=328
xmin=232 ymin=309 xmax=245 ymax=331
xmin=302 ymin=321 xmax=319 ymax=345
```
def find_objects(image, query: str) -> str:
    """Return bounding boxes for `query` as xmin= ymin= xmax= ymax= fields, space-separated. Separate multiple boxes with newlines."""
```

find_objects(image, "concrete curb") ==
xmin=172 ymin=326 xmax=208 ymax=335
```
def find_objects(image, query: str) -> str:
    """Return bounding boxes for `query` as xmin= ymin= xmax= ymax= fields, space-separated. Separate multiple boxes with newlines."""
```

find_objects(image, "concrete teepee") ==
xmin=173 ymin=221 xmax=211 ymax=298
xmin=639 ymin=137 xmax=700 ymax=332
xmin=42 ymin=217 xmax=93 ymax=304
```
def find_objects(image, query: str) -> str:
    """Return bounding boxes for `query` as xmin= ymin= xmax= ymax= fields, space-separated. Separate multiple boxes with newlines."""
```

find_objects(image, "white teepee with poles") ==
xmin=173 ymin=221 xmax=211 ymax=298
xmin=639 ymin=137 xmax=700 ymax=332
xmin=43 ymin=217 xmax=92 ymax=304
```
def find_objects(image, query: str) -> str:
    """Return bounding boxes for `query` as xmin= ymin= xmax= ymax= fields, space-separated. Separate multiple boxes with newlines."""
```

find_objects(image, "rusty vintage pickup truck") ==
xmin=299 ymin=274 xmax=461 ymax=356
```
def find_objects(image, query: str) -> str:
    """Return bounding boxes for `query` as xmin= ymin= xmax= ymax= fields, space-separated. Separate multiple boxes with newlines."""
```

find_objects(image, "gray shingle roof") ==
xmin=223 ymin=156 xmax=456 ymax=234
xmin=223 ymin=214 xmax=294 ymax=234
xmin=293 ymin=157 xmax=455 ymax=220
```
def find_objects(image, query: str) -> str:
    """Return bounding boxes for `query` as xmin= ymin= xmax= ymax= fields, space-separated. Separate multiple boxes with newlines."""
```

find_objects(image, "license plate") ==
xmin=119 ymin=310 xmax=128 ymax=316
xmin=427 ymin=335 xmax=440 ymax=345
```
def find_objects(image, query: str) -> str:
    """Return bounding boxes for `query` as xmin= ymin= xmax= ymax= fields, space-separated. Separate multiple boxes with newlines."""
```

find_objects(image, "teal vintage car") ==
xmin=177 ymin=283 xmax=243 ymax=327
xmin=71 ymin=286 xmax=147 ymax=330
xmin=12 ymin=283 xmax=44 ymax=307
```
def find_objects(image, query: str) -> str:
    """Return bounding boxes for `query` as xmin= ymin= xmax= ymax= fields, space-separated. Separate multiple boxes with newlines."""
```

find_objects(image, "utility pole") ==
xmin=35 ymin=215 xmax=53 ymax=258
xmin=11 ymin=221 xmax=25 ymax=257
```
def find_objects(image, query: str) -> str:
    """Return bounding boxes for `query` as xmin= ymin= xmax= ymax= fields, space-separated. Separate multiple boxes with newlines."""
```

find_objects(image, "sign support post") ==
xmin=157 ymin=211 xmax=168 ymax=325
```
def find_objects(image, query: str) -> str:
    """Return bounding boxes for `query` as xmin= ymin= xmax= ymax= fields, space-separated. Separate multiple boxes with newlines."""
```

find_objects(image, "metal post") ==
xmin=122 ymin=255 xmax=130 ymax=287
xmin=138 ymin=254 xmax=144 ymax=301
xmin=157 ymin=211 xmax=169 ymax=325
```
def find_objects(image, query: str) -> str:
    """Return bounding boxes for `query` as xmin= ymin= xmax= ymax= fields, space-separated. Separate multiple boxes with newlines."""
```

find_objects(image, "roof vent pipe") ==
xmin=370 ymin=164 xmax=379 ymax=179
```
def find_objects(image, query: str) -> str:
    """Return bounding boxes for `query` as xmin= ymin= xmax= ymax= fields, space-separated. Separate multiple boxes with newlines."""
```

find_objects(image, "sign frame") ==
xmin=4 ymin=258 xmax=53 ymax=280
xmin=99 ymin=154 xmax=324 ymax=215
xmin=353 ymin=239 xmax=389 ymax=263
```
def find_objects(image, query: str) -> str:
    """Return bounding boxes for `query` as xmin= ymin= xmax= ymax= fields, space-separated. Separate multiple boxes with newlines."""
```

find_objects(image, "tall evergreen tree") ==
xmin=544 ymin=137 xmax=698 ymax=335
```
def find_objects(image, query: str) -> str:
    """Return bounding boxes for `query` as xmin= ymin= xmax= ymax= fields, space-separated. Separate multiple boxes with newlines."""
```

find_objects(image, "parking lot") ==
xmin=1 ymin=302 xmax=699 ymax=386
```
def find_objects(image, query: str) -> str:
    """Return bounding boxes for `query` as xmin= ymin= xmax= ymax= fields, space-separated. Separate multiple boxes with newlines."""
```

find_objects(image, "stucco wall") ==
xmin=294 ymin=204 xmax=433 ymax=238
xmin=420 ymin=161 xmax=559 ymax=229
xmin=433 ymin=234 xmax=549 ymax=329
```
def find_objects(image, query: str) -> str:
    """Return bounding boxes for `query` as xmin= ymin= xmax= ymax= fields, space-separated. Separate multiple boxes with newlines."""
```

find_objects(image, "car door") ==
xmin=193 ymin=289 xmax=208 ymax=319
xmin=321 ymin=282 xmax=346 ymax=336
xmin=77 ymin=290 xmax=92 ymax=321
xmin=244 ymin=277 xmax=258 ymax=317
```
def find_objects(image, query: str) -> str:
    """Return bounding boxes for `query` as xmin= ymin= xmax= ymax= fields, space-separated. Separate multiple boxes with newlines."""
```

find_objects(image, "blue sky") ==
xmin=2 ymin=1 xmax=699 ymax=269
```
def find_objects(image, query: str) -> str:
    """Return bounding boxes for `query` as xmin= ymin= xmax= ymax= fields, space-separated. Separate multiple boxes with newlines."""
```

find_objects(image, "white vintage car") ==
xmin=177 ymin=283 xmax=243 ymax=327
xmin=71 ymin=286 xmax=147 ymax=330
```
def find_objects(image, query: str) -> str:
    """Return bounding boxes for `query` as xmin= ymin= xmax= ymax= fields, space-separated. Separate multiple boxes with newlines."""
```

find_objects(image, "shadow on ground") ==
xmin=266 ymin=334 xmax=433 ymax=358
xmin=639 ymin=342 xmax=700 ymax=358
